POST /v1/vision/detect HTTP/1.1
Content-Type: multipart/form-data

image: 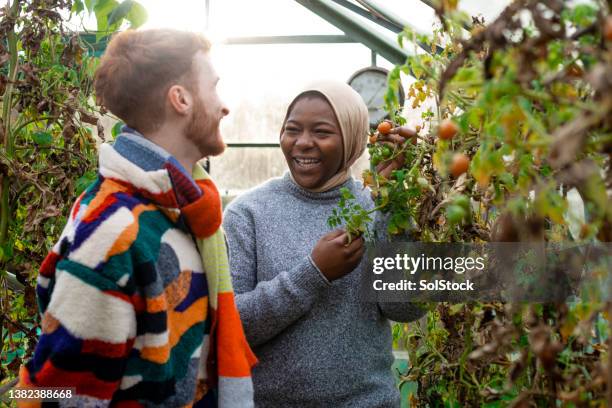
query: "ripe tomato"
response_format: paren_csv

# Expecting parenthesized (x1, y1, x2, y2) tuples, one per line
(605, 16, 612, 42)
(377, 121, 393, 134)
(439, 120, 458, 140)
(450, 153, 470, 178)
(368, 134, 377, 144)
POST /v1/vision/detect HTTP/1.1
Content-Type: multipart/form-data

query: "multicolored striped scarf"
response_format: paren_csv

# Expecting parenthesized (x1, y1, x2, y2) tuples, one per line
(130, 130, 259, 406)
(190, 164, 258, 407)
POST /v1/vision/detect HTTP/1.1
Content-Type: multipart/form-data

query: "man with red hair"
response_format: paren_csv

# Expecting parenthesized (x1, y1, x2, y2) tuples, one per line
(19, 29, 256, 407)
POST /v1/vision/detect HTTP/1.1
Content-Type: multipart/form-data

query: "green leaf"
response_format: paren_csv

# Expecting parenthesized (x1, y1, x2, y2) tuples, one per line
(93, 0, 112, 13)
(454, 66, 479, 83)
(1, 241, 14, 260)
(72, 0, 85, 14)
(408, 57, 423, 80)
(498, 172, 515, 189)
(340, 187, 354, 200)
(95, 0, 120, 40)
(85, 0, 98, 14)
(4, 350, 17, 365)
(75, 171, 98, 195)
(568, 4, 597, 27)
(126, 1, 148, 28)
(108, 0, 134, 26)
(32, 131, 53, 146)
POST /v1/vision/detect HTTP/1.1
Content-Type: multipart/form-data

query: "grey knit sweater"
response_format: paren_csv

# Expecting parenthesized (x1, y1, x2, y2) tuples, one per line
(223, 173, 425, 408)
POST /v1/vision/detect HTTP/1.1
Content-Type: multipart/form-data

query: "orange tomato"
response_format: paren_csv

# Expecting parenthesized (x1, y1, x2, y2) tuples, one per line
(605, 16, 612, 42)
(377, 121, 393, 134)
(450, 153, 469, 178)
(439, 120, 458, 140)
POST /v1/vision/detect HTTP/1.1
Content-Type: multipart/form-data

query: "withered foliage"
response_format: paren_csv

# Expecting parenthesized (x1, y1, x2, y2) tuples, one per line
(386, 1, 611, 406)
(1, 0, 100, 382)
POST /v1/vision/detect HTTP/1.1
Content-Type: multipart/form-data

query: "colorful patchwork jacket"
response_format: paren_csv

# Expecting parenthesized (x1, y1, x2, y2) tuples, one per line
(19, 131, 255, 407)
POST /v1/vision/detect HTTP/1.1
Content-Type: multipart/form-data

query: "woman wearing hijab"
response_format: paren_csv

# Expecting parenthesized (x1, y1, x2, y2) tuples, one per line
(223, 80, 425, 407)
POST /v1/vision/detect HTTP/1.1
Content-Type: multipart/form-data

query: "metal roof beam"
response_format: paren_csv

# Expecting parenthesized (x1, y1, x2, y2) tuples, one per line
(354, 0, 443, 54)
(330, 0, 402, 33)
(294, 0, 411, 65)
(223, 35, 355, 45)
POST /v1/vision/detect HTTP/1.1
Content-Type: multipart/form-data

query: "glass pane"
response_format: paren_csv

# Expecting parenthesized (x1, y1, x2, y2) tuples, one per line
(215, 42, 394, 144)
(208, 0, 342, 37)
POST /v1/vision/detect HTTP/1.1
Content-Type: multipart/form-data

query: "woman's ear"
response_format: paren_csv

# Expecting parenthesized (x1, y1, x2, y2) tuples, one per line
(167, 85, 193, 116)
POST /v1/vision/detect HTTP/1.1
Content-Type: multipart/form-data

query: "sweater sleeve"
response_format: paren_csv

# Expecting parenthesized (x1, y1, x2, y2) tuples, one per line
(224, 206, 330, 347)
(19, 257, 136, 407)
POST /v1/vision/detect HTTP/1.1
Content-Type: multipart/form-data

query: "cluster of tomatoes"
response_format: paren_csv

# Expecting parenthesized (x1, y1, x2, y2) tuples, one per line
(438, 120, 470, 179)
(366, 121, 398, 166)
(367, 119, 470, 179)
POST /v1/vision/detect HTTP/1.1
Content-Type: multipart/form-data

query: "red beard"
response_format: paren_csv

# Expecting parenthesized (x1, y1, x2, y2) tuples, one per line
(185, 95, 225, 158)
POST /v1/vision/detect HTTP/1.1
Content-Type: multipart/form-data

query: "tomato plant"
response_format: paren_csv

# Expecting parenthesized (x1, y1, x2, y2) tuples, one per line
(0, 0, 146, 391)
(332, 0, 611, 405)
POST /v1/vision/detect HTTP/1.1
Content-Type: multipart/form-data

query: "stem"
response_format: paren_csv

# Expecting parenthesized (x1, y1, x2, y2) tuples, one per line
(365, 203, 389, 216)
(2, 0, 20, 155)
(0, 179, 8, 248)
(608, 301, 612, 407)
(11, 116, 61, 138)
(14, 145, 88, 162)
(0, 0, 20, 248)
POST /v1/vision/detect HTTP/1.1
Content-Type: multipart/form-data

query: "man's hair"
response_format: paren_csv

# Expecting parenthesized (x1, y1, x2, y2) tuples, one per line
(94, 29, 211, 133)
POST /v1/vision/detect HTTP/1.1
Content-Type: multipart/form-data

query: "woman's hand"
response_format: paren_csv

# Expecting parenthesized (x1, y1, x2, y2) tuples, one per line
(375, 126, 417, 179)
(311, 229, 365, 281)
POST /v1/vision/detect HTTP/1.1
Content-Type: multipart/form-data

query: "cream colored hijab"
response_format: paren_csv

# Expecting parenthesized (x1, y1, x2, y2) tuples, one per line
(281, 80, 369, 193)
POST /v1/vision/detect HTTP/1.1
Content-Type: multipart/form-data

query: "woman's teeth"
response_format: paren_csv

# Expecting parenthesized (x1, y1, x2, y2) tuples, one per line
(294, 157, 321, 168)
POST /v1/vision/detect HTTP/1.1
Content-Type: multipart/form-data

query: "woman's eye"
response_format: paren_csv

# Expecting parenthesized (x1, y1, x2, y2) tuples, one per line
(284, 127, 300, 133)
(315, 129, 332, 134)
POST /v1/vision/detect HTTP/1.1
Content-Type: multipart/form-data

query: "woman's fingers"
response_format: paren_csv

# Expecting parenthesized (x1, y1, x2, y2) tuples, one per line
(347, 241, 366, 264)
(345, 234, 364, 253)
(377, 161, 400, 179)
(390, 126, 417, 138)
(377, 133, 406, 144)
(376, 153, 406, 178)
(329, 232, 350, 247)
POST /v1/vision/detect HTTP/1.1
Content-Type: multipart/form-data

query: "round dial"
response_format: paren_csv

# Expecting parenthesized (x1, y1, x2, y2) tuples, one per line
(348, 67, 405, 129)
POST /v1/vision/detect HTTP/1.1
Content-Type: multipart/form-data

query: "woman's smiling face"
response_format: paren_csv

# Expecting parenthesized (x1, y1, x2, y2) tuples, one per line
(280, 94, 344, 190)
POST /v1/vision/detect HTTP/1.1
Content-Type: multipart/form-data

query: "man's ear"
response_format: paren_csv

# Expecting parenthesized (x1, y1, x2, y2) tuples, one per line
(167, 85, 192, 116)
